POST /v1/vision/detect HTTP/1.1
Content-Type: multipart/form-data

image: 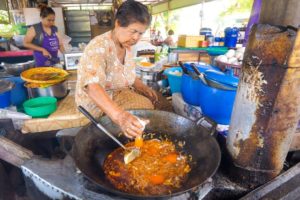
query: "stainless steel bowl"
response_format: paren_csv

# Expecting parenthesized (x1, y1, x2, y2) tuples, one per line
(1, 60, 35, 76)
(25, 81, 68, 99)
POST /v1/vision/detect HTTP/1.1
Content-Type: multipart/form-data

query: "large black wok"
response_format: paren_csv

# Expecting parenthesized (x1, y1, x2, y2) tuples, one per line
(72, 110, 221, 199)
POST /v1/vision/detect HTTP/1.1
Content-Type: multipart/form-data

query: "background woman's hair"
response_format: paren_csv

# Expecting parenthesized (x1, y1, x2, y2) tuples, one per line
(115, 0, 151, 27)
(168, 30, 174, 35)
(40, 6, 55, 18)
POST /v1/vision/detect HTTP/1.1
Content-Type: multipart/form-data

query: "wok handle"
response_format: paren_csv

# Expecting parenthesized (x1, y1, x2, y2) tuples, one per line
(0, 136, 33, 168)
(196, 116, 217, 137)
(78, 106, 127, 149)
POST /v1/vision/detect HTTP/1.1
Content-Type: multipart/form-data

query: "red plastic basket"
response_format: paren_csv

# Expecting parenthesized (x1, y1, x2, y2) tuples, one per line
(215, 60, 241, 77)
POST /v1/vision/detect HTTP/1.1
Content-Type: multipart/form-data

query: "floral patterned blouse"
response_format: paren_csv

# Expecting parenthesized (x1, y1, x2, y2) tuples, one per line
(75, 31, 136, 116)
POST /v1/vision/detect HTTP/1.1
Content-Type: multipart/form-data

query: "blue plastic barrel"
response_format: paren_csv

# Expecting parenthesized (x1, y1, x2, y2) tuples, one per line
(224, 27, 239, 48)
(200, 27, 213, 40)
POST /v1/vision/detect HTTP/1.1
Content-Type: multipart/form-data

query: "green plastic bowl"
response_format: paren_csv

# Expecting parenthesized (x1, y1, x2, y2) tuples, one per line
(23, 97, 57, 118)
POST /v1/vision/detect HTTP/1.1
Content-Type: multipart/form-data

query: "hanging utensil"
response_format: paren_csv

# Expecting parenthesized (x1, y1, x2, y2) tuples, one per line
(178, 61, 189, 74)
(190, 63, 208, 85)
(78, 106, 141, 164)
(178, 61, 199, 79)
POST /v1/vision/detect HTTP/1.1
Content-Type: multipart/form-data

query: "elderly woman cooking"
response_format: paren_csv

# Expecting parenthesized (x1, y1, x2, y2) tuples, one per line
(75, 0, 171, 138)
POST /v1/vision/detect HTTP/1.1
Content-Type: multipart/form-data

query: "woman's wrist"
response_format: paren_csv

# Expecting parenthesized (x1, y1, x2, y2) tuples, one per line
(39, 47, 46, 52)
(109, 107, 124, 123)
(134, 84, 145, 93)
(133, 78, 146, 92)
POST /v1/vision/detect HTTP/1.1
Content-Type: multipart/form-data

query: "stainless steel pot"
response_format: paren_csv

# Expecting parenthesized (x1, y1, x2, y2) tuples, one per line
(1, 60, 35, 76)
(25, 81, 68, 99)
(136, 67, 163, 88)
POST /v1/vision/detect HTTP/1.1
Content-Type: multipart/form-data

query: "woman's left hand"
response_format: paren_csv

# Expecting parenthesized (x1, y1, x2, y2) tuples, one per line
(133, 78, 158, 104)
(139, 86, 158, 103)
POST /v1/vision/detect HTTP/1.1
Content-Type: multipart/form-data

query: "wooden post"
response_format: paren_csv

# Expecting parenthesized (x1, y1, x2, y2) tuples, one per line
(226, 0, 300, 189)
(260, 0, 300, 27)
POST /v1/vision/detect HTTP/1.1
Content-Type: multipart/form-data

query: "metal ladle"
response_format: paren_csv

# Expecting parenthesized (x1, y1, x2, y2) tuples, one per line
(78, 106, 141, 164)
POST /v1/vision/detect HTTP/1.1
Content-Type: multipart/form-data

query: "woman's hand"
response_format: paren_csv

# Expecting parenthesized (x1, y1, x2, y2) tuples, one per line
(114, 111, 144, 138)
(139, 86, 158, 103)
(133, 78, 158, 104)
(42, 48, 51, 58)
(86, 83, 147, 139)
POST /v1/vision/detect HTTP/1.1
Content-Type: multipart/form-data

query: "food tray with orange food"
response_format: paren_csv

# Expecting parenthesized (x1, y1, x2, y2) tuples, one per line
(21, 67, 69, 84)
(136, 61, 156, 72)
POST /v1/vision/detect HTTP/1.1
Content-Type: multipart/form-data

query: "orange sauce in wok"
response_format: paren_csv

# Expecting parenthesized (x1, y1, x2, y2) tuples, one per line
(103, 139, 191, 195)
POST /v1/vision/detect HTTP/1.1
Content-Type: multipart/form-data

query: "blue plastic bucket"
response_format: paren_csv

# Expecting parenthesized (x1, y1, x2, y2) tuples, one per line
(163, 67, 182, 94)
(198, 86, 236, 124)
(5, 77, 28, 106)
(198, 69, 238, 124)
(181, 62, 213, 106)
(0, 90, 11, 108)
(181, 74, 202, 106)
(0, 80, 14, 108)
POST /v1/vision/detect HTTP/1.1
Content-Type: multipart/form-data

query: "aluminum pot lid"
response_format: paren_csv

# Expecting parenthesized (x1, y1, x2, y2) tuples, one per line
(204, 69, 239, 88)
(0, 80, 14, 93)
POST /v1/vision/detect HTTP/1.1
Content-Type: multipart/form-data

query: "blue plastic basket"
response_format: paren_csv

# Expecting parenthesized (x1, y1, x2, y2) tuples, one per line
(163, 67, 182, 94)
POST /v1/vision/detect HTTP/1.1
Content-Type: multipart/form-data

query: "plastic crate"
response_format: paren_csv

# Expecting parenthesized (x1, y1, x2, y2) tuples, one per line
(177, 35, 205, 48)
(215, 60, 241, 77)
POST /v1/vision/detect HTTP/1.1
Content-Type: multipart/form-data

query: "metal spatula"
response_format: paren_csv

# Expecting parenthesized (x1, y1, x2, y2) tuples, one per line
(78, 106, 141, 164)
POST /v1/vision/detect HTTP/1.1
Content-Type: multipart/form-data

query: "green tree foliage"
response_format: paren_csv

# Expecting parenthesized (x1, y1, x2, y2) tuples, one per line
(152, 10, 180, 35)
(0, 10, 9, 24)
(220, 0, 254, 17)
